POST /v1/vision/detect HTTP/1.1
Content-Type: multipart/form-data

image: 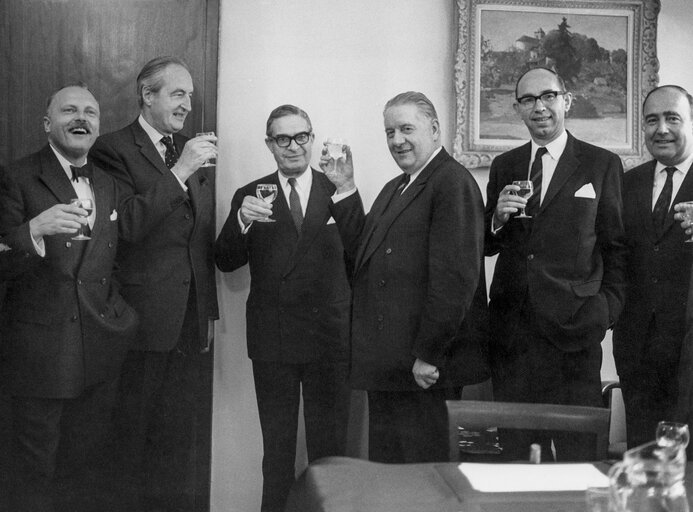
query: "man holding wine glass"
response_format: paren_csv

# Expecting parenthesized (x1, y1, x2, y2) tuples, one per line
(0, 83, 137, 512)
(485, 67, 627, 461)
(215, 104, 364, 512)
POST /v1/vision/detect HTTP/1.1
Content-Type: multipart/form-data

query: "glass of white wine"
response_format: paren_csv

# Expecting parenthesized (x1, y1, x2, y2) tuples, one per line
(512, 180, 533, 218)
(680, 202, 693, 243)
(70, 198, 93, 240)
(656, 421, 690, 449)
(324, 137, 346, 171)
(196, 131, 216, 167)
(255, 184, 278, 222)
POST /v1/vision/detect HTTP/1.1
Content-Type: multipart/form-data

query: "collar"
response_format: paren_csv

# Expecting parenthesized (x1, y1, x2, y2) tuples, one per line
(278, 166, 312, 189)
(408, 146, 442, 182)
(654, 153, 693, 176)
(138, 114, 172, 147)
(531, 130, 568, 161)
(49, 144, 87, 180)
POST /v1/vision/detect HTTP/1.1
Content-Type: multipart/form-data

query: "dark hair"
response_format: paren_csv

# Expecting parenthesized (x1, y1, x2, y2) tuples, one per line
(45, 81, 91, 112)
(514, 67, 567, 98)
(136, 56, 190, 108)
(643, 85, 693, 115)
(383, 91, 438, 121)
(265, 104, 312, 137)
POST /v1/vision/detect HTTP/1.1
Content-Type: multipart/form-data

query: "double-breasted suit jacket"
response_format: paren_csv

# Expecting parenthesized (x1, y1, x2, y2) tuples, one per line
(334, 148, 489, 391)
(614, 160, 693, 377)
(90, 120, 218, 351)
(215, 169, 363, 363)
(0, 145, 138, 398)
(485, 132, 628, 354)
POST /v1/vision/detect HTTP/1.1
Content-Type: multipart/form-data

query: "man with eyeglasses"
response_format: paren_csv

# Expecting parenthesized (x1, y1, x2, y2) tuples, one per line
(215, 104, 363, 512)
(485, 67, 627, 461)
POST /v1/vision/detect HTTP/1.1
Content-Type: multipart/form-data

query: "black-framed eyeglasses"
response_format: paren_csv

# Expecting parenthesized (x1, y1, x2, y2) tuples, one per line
(516, 91, 566, 109)
(267, 131, 312, 148)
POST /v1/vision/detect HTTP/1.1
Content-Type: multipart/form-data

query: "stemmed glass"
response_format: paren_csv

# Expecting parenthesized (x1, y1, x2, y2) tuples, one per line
(196, 131, 216, 167)
(512, 180, 533, 218)
(255, 184, 278, 222)
(679, 202, 693, 243)
(656, 421, 690, 449)
(70, 198, 93, 240)
(325, 137, 346, 171)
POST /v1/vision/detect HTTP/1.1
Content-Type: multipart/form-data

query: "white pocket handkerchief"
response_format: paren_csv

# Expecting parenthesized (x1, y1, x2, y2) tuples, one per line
(326, 216, 336, 225)
(575, 183, 596, 199)
(110, 209, 118, 221)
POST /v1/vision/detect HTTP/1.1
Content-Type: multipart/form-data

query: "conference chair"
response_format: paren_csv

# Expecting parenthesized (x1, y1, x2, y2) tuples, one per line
(446, 400, 611, 462)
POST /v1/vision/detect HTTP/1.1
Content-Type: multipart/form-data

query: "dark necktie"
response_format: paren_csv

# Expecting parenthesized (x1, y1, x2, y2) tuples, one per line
(526, 147, 547, 215)
(652, 166, 677, 235)
(397, 173, 410, 194)
(288, 178, 303, 233)
(70, 163, 93, 182)
(161, 136, 179, 169)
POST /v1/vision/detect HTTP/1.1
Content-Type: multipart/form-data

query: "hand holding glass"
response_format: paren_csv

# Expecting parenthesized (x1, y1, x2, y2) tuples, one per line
(656, 421, 690, 449)
(325, 138, 346, 170)
(679, 202, 693, 243)
(512, 180, 533, 218)
(196, 131, 216, 167)
(70, 198, 93, 240)
(255, 184, 277, 222)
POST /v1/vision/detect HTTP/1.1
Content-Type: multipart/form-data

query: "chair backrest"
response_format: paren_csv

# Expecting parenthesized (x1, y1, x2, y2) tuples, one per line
(446, 400, 611, 462)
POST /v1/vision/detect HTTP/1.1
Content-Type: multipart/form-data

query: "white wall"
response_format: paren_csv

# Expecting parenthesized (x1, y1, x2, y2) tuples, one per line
(212, 1, 693, 510)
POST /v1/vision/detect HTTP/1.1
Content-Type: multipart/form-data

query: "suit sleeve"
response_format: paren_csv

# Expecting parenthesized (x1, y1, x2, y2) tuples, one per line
(90, 137, 190, 243)
(329, 190, 366, 270)
(412, 169, 486, 368)
(214, 187, 250, 272)
(484, 157, 506, 256)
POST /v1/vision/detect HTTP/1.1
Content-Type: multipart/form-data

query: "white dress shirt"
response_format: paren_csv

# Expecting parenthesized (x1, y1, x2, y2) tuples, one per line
(652, 153, 693, 210)
(528, 130, 568, 205)
(138, 115, 188, 191)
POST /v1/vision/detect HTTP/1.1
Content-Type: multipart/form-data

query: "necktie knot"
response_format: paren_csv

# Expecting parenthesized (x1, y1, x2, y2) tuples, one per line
(70, 163, 93, 182)
(664, 166, 677, 177)
(161, 136, 179, 169)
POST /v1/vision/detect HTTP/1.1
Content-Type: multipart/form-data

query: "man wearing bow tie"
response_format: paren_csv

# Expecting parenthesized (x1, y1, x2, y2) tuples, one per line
(615, 85, 693, 448)
(0, 84, 137, 512)
(485, 68, 627, 460)
(90, 56, 218, 510)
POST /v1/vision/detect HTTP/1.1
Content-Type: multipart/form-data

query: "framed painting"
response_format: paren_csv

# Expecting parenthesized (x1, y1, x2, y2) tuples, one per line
(453, 0, 660, 169)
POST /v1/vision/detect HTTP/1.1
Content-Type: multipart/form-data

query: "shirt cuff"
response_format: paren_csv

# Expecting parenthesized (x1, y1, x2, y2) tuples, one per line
(237, 209, 252, 234)
(332, 187, 357, 203)
(31, 234, 46, 258)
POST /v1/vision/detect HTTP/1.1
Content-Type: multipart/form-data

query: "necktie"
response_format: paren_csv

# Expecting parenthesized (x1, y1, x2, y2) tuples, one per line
(652, 166, 677, 235)
(526, 147, 547, 215)
(397, 173, 411, 195)
(161, 136, 179, 169)
(288, 178, 303, 233)
(70, 163, 93, 182)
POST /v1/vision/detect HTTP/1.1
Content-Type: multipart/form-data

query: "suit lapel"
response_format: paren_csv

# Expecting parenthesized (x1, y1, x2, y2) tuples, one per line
(131, 121, 169, 176)
(633, 161, 658, 241)
(38, 146, 79, 205)
(540, 134, 580, 212)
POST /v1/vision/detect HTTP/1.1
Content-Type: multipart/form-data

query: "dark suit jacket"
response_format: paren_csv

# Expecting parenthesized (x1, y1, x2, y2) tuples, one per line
(485, 132, 627, 352)
(90, 120, 218, 351)
(0, 145, 137, 398)
(614, 160, 693, 376)
(334, 148, 489, 391)
(215, 169, 363, 363)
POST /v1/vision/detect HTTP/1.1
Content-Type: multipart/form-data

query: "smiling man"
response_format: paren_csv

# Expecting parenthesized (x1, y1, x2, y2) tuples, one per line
(614, 85, 693, 448)
(485, 67, 627, 461)
(90, 56, 219, 511)
(0, 83, 137, 512)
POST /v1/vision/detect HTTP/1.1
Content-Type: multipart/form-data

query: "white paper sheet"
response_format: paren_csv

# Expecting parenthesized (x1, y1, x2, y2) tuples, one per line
(458, 463, 610, 492)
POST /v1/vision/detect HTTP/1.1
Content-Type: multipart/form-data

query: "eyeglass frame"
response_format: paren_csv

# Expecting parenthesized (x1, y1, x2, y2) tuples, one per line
(515, 90, 567, 109)
(266, 131, 313, 148)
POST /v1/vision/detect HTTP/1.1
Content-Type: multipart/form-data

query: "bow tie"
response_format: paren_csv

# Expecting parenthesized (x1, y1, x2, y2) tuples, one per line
(70, 163, 93, 182)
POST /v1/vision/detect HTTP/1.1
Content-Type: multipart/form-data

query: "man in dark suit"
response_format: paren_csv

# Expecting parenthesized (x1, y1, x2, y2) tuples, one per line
(326, 91, 489, 464)
(90, 56, 218, 511)
(614, 85, 693, 448)
(0, 84, 137, 512)
(215, 105, 362, 512)
(485, 68, 627, 461)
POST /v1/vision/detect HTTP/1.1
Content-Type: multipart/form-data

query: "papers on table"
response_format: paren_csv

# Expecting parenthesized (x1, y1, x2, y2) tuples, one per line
(458, 463, 610, 492)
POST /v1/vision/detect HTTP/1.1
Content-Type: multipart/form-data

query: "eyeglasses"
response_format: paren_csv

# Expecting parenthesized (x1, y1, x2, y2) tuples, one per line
(516, 91, 566, 109)
(267, 131, 312, 148)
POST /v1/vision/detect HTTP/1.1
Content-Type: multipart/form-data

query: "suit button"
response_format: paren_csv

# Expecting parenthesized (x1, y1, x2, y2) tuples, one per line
(183, 278, 190, 285)
(70, 315, 78, 322)
(108, 242, 114, 248)
(312, 307, 319, 313)
(527, 254, 534, 260)
(77, 279, 83, 285)
(653, 245, 660, 252)
(652, 277, 658, 283)
(385, 248, 392, 254)
(65, 242, 72, 248)
(100, 312, 105, 318)
(377, 314, 384, 321)
(100, 278, 107, 285)
(378, 280, 385, 287)
(185, 213, 192, 220)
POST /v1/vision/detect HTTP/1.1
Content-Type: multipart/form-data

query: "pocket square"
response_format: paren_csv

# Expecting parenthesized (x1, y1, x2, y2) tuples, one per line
(326, 216, 336, 225)
(575, 183, 596, 199)
(110, 209, 118, 221)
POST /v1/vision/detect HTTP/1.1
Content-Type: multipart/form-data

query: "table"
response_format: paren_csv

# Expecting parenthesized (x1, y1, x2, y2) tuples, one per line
(285, 457, 693, 512)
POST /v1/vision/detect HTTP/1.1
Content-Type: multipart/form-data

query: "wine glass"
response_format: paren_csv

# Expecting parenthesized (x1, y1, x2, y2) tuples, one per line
(255, 184, 278, 222)
(70, 198, 93, 240)
(679, 202, 693, 243)
(325, 137, 346, 170)
(656, 421, 690, 449)
(196, 131, 216, 167)
(512, 180, 533, 218)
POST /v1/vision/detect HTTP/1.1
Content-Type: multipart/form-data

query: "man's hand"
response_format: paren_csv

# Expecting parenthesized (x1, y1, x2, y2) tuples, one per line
(29, 203, 86, 240)
(239, 195, 273, 226)
(674, 202, 693, 237)
(320, 144, 356, 194)
(171, 133, 218, 182)
(412, 358, 439, 390)
(493, 184, 527, 229)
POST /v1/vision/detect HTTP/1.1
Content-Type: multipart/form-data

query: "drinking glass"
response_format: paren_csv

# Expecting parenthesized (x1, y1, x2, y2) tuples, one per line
(325, 137, 346, 170)
(656, 421, 690, 449)
(196, 131, 216, 167)
(70, 198, 93, 240)
(679, 202, 693, 243)
(255, 184, 278, 222)
(512, 180, 533, 218)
